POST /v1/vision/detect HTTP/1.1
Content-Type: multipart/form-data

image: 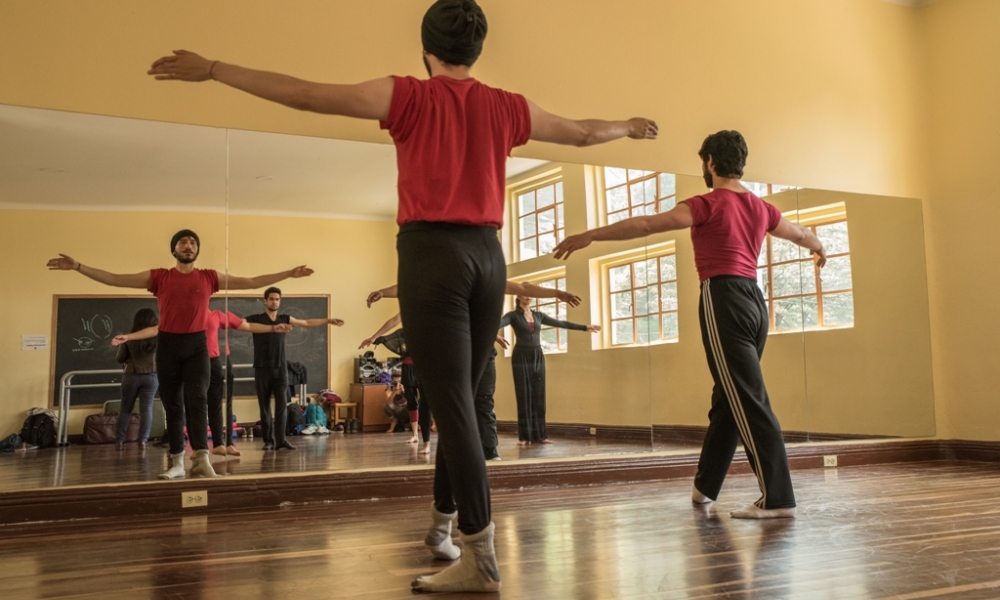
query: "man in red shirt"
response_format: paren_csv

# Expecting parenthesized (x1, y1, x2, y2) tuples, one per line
(149, 0, 656, 592)
(48, 230, 313, 479)
(555, 131, 828, 520)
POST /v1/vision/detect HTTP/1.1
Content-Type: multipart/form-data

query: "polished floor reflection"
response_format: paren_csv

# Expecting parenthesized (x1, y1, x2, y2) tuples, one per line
(0, 432, 687, 492)
(2, 462, 998, 598)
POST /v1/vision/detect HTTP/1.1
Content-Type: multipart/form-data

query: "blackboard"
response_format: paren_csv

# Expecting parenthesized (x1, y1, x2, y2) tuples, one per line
(50, 295, 330, 407)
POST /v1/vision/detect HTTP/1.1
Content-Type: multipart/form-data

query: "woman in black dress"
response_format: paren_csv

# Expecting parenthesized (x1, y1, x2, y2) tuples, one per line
(499, 292, 599, 445)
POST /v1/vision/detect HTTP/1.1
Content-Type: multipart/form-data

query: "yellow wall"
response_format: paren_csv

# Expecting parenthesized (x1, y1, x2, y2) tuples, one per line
(0, 208, 397, 437)
(918, 0, 1000, 441)
(2, 0, 998, 441)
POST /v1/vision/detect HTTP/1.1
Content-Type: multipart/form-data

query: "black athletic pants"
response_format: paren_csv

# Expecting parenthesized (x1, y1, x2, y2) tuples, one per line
(511, 345, 547, 442)
(208, 356, 235, 447)
(156, 331, 210, 454)
(694, 276, 796, 509)
(402, 363, 431, 442)
(475, 351, 499, 459)
(255, 367, 288, 445)
(397, 222, 506, 535)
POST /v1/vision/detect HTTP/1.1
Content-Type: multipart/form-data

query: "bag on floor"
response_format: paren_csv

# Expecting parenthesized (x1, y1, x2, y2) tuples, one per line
(20, 413, 56, 448)
(286, 404, 305, 436)
(84, 413, 139, 444)
(0, 434, 22, 452)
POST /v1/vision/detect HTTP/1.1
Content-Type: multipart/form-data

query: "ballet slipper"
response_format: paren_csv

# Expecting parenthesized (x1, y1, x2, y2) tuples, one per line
(692, 486, 714, 504)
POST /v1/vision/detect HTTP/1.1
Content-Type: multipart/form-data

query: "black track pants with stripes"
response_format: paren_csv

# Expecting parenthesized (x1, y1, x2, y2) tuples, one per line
(694, 276, 796, 509)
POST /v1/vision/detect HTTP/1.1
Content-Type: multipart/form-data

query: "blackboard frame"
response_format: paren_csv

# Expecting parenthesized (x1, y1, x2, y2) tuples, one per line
(49, 294, 332, 408)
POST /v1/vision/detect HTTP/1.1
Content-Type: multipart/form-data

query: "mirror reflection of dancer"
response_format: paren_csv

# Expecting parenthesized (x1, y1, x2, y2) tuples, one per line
(247, 287, 344, 451)
(555, 131, 827, 520)
(362, 324, 432, 455)
(113, 309, 293, 457)
(48, 229, 314, 479)
(111, 308, 160, 450)
(148, 0, 655, 589)
(365, 281, 583, 459)
(499, 293, 600, 446)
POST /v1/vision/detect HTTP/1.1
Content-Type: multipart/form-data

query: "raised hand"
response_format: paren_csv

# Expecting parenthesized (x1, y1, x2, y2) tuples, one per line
(495, 336, 510, 350)
(812, 247, 827, 269)
(627, 118, 658, 140)
(329, 318, 345, 327)
(111, 334, 129, 346)
(586, 325, 601, 334)
(47, 254, 79, 271)
(291, 266, 314, 278)
(148, 50, 215, 81)
(366, 290, 383, 307)
(359, 337, 375, 350)
(557, 290, 582, 307)
(553, 233, 593, 260)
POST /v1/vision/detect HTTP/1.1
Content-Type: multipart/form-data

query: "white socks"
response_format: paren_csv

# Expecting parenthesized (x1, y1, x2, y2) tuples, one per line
(730, 504, 796, 519)
(692, 486, 714, 504)
(413, 522, 501, 593)
(425, 503, 461, 560)
(159, 452, 186, 480)
(190, 449, 218, 478)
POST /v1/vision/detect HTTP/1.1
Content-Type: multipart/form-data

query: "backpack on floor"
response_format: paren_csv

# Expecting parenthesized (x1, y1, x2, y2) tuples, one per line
(20, 413, 56, 448)
(286, 404, 305, 436)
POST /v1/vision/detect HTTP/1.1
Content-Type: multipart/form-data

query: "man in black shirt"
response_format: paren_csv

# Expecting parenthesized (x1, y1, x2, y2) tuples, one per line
(246, 286, 345, 450)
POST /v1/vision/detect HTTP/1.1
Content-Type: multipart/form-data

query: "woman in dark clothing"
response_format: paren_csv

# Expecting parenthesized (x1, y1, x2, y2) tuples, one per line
(499, 293, 600, 445)
(114, 308, 159, 450)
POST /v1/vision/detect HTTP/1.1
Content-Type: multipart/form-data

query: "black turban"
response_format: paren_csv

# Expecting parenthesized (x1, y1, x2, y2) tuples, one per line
(421, 0, 488, 66)
(170, 229, 200, 253)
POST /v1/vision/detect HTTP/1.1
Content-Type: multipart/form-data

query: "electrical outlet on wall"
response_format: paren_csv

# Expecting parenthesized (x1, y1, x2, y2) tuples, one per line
(182, 490, 208, 508)
(589, 427, 597, 435)
(823, 455, 838, 468)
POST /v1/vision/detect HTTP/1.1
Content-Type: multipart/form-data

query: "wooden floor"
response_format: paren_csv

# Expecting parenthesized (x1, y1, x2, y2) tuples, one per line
(0, 432, 693, 492)
(3, 461, 1000, 599)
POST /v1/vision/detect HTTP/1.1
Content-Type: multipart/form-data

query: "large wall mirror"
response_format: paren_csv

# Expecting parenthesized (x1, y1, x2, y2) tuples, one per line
(0, 102, 935, 496)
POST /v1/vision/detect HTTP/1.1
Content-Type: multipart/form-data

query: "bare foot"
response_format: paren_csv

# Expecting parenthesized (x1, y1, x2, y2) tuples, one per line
(420, 443, 432, 455)
(211, 446, 228, 457)
(517, 441, 528, 447)
(226, 445, 241, 457)
(730, 505, 796, 519)
(407, 436, 419, 444)
(386, 427, 394, 434)
(540, 439, 554, 444)
(691, 486, 714, 504)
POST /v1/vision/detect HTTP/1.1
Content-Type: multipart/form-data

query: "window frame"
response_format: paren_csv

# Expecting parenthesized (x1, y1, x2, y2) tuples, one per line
(511, 175, 566, 262)
(594, 242, 679, 349)
(600, 167, 677, 226)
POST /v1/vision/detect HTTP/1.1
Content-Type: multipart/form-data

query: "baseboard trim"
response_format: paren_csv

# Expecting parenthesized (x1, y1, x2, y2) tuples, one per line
(0, 438, 994, 526)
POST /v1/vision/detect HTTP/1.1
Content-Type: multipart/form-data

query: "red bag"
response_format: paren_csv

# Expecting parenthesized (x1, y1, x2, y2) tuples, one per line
(84, 413, 140, 444)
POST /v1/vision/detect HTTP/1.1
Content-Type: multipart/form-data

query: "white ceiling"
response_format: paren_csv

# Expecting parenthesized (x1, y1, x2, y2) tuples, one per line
(0, 105, 549, 221)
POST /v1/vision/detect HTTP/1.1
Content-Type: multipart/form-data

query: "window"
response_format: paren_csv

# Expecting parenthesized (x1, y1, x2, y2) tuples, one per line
(757, 204, 853, 332)
(516, 180, 564, 260)
(603, 167, 676, 224)
(607, 252, 679, 346)
(528, 277, 570, 353)
(743, 181, 798, 197)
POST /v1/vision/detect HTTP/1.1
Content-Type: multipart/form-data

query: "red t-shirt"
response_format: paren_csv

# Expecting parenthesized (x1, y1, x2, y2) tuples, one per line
(683, 189, 782, 282)
(147, 268, 219, 334)
(205, 310, 244, 358)
(380, 75, 532, 228)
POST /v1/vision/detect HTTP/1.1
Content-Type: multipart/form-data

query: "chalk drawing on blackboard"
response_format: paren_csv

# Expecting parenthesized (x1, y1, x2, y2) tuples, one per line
(82, 315, 113, 339)
(73, 336, 95, 350)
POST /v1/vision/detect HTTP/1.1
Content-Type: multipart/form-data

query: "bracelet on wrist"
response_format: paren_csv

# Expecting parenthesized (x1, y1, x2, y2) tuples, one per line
(75, 263, 82, 271)
(209, 61, 219, 79)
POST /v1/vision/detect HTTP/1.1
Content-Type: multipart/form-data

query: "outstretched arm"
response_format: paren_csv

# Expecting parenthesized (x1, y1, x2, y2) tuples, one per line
(770, 218, 827, 268)
(553, 204, 694, 260)
(538, 313, 601, 333)
(527, 100, 657, 147)
(359, 313, 402, 349)
(366, 284, 399, 307)
(47, 254, 151, 289)
(289, 317, 345, 329)
(505, 281, 582, 307)
(237, 322, 293, 334)
(223, 266, 313, 290)
(148, 50, 393, 120)
(112, 326, 158, 346)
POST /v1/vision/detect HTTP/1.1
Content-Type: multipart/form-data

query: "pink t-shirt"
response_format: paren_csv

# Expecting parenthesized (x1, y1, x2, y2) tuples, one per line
(683, 189, 782, 282)
(205, 310, 244, 358)
(147, 268, 219, 334)
(380, 76, 532, 228)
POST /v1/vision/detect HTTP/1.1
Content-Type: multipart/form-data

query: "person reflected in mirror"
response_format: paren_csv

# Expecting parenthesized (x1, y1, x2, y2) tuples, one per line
(364, 282, 582, 458)
(383, 371, 410, 434)
(499, 289, 600, 447)
(112, 308, 160, 451)
(554, 131, 827, 520)
(113, 310, 293, 458)
(48, 229, 314, 479)
(247, 287, 344, 451)
(149, 0, 655, 589)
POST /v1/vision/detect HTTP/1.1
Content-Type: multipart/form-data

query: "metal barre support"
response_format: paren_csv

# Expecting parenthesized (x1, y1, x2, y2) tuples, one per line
(57, 369, 124, 446)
